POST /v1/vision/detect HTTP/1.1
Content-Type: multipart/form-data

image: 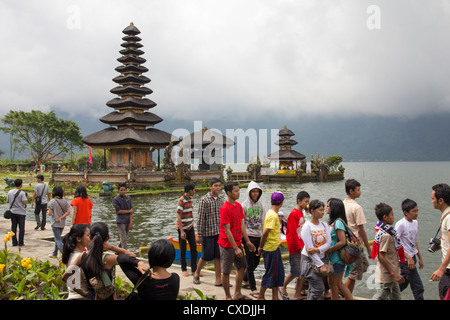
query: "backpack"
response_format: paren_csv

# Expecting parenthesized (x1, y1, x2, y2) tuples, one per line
(335, 218, 363, 265)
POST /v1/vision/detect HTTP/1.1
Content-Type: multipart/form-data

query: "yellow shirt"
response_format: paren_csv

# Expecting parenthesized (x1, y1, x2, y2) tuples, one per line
(263, 209, 281, 252)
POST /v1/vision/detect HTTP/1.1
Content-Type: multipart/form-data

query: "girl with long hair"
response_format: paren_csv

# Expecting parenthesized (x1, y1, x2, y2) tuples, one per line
(326, 198, 354, 300)
(70, 185, 93, 225)
(62, 224, 90, 299)
(64, 222, 136, 300)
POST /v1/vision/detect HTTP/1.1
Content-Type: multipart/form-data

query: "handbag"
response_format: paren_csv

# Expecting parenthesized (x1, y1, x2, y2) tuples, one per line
(335, 218, 363, 265)
(310, 257, 334, 277)
(88, 254, 116, 300)
(4, 190, 21, 219)
(124, 268, 151, 300)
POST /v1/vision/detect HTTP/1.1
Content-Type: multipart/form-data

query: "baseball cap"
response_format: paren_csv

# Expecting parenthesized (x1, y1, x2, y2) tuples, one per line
(271, 191, 284, 204)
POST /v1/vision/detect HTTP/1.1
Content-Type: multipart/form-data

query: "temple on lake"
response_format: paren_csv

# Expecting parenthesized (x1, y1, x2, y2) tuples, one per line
(82, 23, 177, 171)
(268, 126, 306, 173)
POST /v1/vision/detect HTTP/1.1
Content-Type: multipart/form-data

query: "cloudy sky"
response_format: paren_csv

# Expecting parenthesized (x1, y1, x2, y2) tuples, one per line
(1, 0, 450, 128)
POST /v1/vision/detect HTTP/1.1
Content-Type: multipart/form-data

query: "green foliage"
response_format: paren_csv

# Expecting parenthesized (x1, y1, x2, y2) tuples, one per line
(179, 288, 216, 300)
(326, 155, 343, 172)
(0, 249, 67, 300)
(0, 110, 83, 167)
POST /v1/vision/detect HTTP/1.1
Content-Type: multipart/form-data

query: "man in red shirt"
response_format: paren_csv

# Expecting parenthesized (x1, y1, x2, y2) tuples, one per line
(218, 181, 256, 300)
(280, 191, 310, 300)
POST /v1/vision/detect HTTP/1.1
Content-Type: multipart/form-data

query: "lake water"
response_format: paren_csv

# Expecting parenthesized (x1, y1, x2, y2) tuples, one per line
(4, 161, 450, 299)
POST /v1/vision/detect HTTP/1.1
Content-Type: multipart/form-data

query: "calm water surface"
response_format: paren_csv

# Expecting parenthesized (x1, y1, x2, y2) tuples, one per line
(5, 161, 450, 299)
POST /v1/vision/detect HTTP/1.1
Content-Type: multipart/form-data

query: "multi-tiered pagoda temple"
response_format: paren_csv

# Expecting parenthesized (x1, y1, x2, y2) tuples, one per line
(269, 126, 305, 173)
(82, 23, 177, 171)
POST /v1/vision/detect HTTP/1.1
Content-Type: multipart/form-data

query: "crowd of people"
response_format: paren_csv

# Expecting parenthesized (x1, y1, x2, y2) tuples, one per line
(175, 178, 450, 301)
(5, 175, 450, 300)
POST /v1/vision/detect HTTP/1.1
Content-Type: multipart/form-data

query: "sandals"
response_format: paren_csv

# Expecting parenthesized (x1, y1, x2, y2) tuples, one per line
(193, 276, 201, 285)
(279, 288, 290, 300)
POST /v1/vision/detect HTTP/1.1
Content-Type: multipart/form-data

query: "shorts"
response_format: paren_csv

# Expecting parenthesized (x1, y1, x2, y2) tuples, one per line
(201, 235, 220, 261)
(219, 245, 247, 274)
(332, 262, 346, 275)
(261, 248, 285, 288)
(288, 253, 302, 278)
(348, 252, 369, 281)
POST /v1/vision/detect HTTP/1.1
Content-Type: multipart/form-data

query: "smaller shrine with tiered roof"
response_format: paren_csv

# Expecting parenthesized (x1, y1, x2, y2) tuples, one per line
(268, 126, 306, 173)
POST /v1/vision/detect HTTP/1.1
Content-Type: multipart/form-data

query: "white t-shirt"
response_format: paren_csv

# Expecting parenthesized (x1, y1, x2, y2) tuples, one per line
(441, 207, 450, 269)
(34, 183, 50, 204)
(301, 220, 331, 267)
(7, 189, 28, 215)
(67, 251, 88, 300)
(395, 217, 418, 257)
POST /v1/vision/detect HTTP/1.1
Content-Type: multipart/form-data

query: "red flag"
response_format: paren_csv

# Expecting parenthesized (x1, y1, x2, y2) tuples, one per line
(87, 145, 92, 164)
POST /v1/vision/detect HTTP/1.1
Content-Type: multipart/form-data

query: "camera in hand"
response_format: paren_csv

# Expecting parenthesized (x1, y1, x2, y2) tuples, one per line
(428, 237, 441, 253)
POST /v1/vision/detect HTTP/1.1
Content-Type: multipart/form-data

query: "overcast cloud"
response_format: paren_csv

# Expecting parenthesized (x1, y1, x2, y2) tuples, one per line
(1, 0, 450, 124)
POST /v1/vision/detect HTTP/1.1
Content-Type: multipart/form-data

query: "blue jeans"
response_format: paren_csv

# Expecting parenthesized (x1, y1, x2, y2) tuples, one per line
(399, 255, 424, 300)
(52, 226, 64, 256)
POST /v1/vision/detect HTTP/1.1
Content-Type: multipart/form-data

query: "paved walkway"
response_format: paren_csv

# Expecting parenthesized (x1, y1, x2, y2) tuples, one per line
(0, 218, 298, 300)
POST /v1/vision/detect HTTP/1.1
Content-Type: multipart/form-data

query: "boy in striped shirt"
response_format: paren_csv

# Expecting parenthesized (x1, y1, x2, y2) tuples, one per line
(177, 182, 197, 277)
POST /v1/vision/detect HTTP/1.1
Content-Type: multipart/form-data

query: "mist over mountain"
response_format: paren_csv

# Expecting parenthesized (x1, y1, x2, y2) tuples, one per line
(1, 110, 449, 163)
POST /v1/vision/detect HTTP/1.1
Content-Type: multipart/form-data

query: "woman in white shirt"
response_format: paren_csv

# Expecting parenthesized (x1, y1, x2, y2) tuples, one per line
(300, 199, 331, 300)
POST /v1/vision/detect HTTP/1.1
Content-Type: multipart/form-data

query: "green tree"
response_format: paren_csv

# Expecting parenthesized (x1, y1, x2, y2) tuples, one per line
(0, 110, 83, 167)
(326, 155, 343, 172)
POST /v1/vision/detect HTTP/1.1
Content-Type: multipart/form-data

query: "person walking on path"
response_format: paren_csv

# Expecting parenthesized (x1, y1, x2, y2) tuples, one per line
(176, 182, 197, 277)
(325, 198, 354, 300)
(31, 174, 50, 230)
(280, 190, 309, 300)
(371, 203, 405, 300)
(7, 179, 28, 247)
(343, 179, 371, 293)
(300, 199, 332, 300)
(112, 182, 133, 250)
(47, 185, 71, 258)
(218, 181, 256, 300)
(241, 180, 266, 298)
(71, 185, 93, 225)
(193, 178, 224, 285)
(395, 198, 424, 300)
(258, 191, 286, 300)
(430, 183, 450, 299)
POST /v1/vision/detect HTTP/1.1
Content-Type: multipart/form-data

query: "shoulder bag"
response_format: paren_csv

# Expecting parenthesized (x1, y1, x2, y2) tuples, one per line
(4, 190, 21, 219)
(335, 218, 363, 265)
(124, 268, 151, 300)
(88, 254, 116, 300)
(35, 184, 46, 206)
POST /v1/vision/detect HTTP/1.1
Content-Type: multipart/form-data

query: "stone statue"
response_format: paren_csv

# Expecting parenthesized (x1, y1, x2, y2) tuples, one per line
(300, 158, 307, 173)
(162, 141, 176, 180)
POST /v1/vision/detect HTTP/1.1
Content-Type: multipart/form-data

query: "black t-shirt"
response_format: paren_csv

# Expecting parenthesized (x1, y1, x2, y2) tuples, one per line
(118, 255, 180, 300)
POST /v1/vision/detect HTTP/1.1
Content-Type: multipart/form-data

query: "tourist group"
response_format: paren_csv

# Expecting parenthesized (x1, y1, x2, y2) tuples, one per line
(5, 174, 450, 300)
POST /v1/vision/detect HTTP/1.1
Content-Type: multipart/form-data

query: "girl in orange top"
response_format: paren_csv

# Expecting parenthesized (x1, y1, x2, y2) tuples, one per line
(71, 185, 93, 225)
